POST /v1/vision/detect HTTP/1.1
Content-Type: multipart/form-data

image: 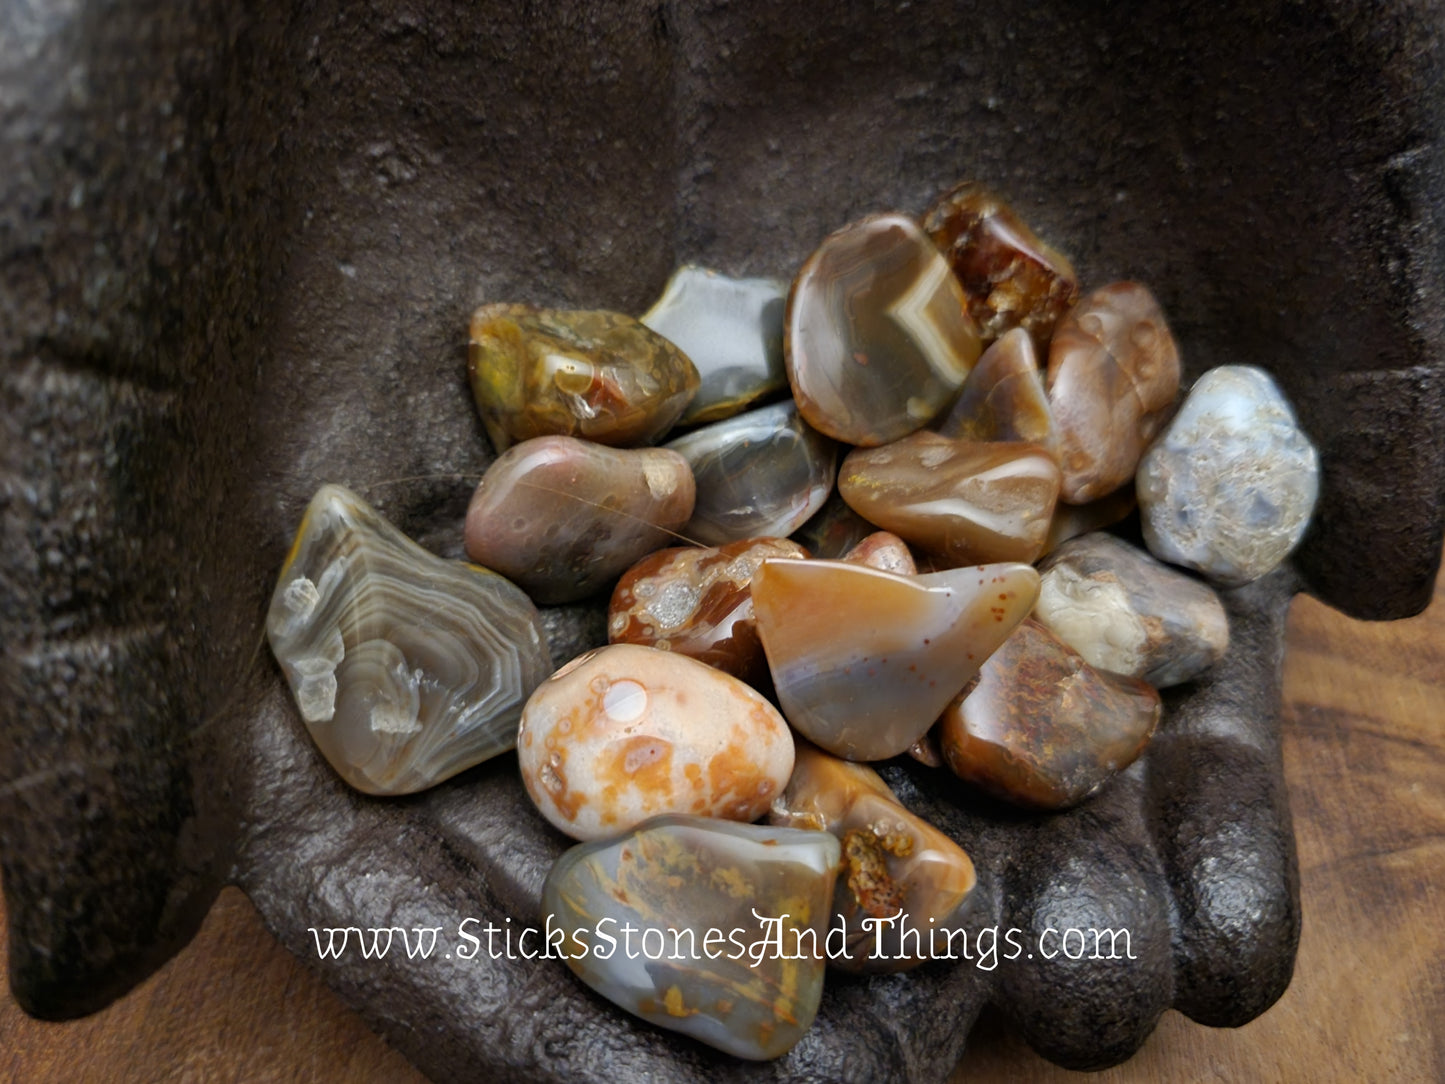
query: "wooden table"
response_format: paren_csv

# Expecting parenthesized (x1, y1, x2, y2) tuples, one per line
(4, 566, 1442, 1083)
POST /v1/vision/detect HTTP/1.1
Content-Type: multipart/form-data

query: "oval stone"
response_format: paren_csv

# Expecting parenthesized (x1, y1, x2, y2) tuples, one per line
(786, 213, 982, 446)
(463, 436, 695, 605)
(468, 303, 700, 451)
(517, 644, 795, 841)
(935, 327, 1058, 457)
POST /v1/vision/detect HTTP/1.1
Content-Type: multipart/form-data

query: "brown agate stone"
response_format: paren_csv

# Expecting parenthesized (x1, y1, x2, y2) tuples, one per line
(838, 432, 1061, 566)
(935, 328, 1058, 458)
(1046, 282, 1181, 504)
(768, 741, 977, 973)
(1041, 484, 1138, 555)
(938, 618, 1161, 810)
(921, 181, 1079, 346)
(608, 537, 808, 684)
(841, 531, 917, 575)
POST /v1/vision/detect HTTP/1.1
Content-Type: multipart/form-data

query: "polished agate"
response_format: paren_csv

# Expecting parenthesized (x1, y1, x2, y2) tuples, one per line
(769, 742, 976, 973)
(938, 619, 1161, 810)
(543, 815, 839, 1060)
(664, 401, 835, 547)
(841, 531, 917, 575)
(1037, 532, 1229, 687)
(785, 214, 982, 446)
(921, 181, 1079, 346)
(1137, 365, 1320, 586)
(608, 537, 808, 684)
(936, 328, 1058, 457)
(640, 265, 788, 426)
(517, 644, 795, 840)
(463, 436, 695, 605)
(468, 303, 700, 451)
(266, 485, 553, 795)
(1047, 282, 1181, 504)
(838, 433, 1061, 566)
(752, 559, 1039, 761)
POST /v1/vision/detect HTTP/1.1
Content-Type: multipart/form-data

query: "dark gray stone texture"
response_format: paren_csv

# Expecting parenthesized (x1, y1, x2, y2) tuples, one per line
(2, 1, 1441, 1080)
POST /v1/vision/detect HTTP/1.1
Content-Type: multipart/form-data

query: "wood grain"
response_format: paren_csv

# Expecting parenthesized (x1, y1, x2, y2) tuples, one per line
(3, 565, 1442, 1083)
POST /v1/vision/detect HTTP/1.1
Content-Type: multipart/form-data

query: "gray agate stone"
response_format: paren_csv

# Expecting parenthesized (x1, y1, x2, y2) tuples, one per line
(1138, 365, 1320, 586)
(665, 401, 836, 546)
(266, 485, 553, 795)
(542, 815, 840, 1060)
(640, 265, 789, 427)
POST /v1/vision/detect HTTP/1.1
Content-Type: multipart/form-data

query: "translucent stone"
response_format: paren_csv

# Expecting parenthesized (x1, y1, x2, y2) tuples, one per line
(840, 531, 917, 575)
(517, 644, 795, 840)
(1137, 365, 1320, 586)
(752, 559, 1039, 761)
(1047, 282, 1181, 504)
(921, 181, 1079, 347)
(266, 485, 553, 795)
(938, 619, 1161, 810)
(639, 265, 788, 426)
(786, 214, 982, 446)
(664, 401, 835, 547)
(838, 433, 1061, 566)
(1036, 532, 1229, 687)
(768, 741, 976, 973)
(608, 538, 808, 684)
(543, 815, 839, 1060)
(468, 303, 700, 452)
(935, 328, 1058, 457)
(463, 436, 695, 605)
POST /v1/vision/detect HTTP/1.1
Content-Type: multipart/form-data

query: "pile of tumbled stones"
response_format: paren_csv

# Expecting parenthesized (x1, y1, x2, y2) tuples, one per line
(265, 182, 1321, 1060)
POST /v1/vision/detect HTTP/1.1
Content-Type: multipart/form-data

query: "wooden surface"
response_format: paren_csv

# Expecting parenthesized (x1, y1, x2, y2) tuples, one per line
(3, 567, 1442, 1083)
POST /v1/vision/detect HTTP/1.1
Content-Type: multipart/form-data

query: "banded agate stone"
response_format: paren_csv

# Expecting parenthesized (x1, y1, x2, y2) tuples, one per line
(640, 265, 788, 426)
(266, 485, 552, 796)
(752, 559, 1039, 761)
(786, 214, 981, 446)
(768, 742, 977, 973)
(543, 815, 840, 1060)
(468, 303, 699, 451)
(938, 619, 1161, 810)
(838, 433, 1061, 566)
(665, 401, 835, 547)
(463, 436, 695, 605)
(936, 328, 1058, 457)
(921, 181, 1079, 347)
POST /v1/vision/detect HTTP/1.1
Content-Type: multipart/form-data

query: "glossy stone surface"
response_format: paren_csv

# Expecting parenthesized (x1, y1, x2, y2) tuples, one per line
(640, 265, 788, 426)
(1138, 365, 1321, 586)
(665, 401, 835, 547)
(266, 485, 553, 795)
(543, 815, 840, 1060)
(752, 559, 1040, 760)
(608, 538, 808, 684)
(791, 490, 879, 559)
(1037, 533, 1230, 687)
(1042, 484, 1138, 555)
(769, 742, 977, 973)
(839, 433, 1061, 566)
(936, 328, 1058, 457)
(939, 619, 1161, 810)
(464, 436, 695, 605)
(468, 303, 700, 451)
(785, 214, 982, 446)
(517, 644, 795, 840)
(1047, 283, 1181, 504)
(841, 531, 917, 575)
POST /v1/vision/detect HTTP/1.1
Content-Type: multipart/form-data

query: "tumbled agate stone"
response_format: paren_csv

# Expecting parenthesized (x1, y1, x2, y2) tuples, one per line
(640, 265, 788, 426)
(665, 401, 835, 546)
(468, 303, 700, 451)
(841, 531, 917, 575)
(752, 559, 1039, 761)
(463, 436, 695, 605)
(1137, 365, 1320, 586)
(921, 181, 1079, 347)
(786, 213, 982, 446)
(936, 328, 1058, 457)
(938, 619, 1161, 810)
(839, 432, 1061, 566)
(1037, 532, 1229, 687)
(768, 742, 976, 974)
(608, 538, 808, 684)
(1047, 282, 1181, 504)
(266, 485, 553, 795)
(517, 644, 795, 841)
(543, 816, 839, 1060)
